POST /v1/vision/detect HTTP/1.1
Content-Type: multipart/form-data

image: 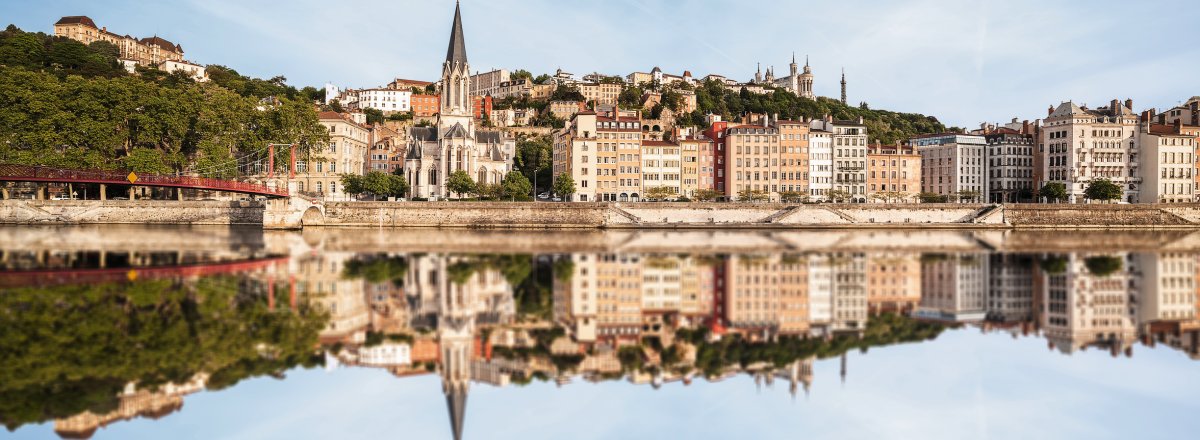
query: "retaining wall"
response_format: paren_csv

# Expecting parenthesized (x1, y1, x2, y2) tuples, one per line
(0, 200, 263, 225)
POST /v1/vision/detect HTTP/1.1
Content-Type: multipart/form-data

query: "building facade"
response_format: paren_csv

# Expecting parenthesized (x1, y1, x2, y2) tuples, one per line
(403, 3, 514, 200)
(913, 133, 988, 203)
(1041, 100, 1140, 203)
(866, 143, 920, 202)
(54, 16, 184, 66)
(984, 128, 1035, 203)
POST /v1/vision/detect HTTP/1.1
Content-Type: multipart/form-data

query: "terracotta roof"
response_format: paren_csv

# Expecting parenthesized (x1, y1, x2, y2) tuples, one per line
(318, 111, 345, 120)
(1148, 124, 1194, 136)
(55, 16, 97, 27)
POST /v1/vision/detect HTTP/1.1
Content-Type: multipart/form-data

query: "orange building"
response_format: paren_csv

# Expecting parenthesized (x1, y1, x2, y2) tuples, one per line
(473, 95, 493, 120)
(867, 143, 921, 202)
(777, 120, 811, 198)
(411, 94, 440, 117)
(867, 253, 922, 315)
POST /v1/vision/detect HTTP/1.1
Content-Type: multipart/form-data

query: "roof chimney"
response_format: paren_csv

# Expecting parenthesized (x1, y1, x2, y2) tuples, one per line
(1022, 120, 1030, 135)
(1048, 105, 1054, 116)
(1124, 98, 1133, 110)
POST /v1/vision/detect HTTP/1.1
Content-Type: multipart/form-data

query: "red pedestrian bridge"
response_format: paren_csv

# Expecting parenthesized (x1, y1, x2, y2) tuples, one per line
(0, 164, 289, 198)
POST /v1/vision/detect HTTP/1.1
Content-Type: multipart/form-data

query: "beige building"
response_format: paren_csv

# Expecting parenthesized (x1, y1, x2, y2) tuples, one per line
(641, 140, 682, 198)
(294, 111, 370, 199)
(469, 68, 510, 96)
(549, 100, 585, 120)
(867, 143, 921, 202)
(867, 253, 921, 314)
(54, 16, 185, 66)
(1042, 99, 1141, 203)
(778, 119, 811, 197)
(553, 108, 642, 202)
(579, 82, 622, 105)
(1140, 123, 1197, 203)
(725, 122, 782, 200)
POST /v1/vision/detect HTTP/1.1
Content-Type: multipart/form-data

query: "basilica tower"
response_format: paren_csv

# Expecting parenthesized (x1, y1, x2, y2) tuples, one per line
(799, 56, 814, 100)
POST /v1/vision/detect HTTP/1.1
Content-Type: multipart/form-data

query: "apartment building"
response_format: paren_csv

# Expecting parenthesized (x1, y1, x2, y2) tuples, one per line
(866, 143, 920, 202)
(295, 112, 370, 199)
(1042, 99, 1140, 203)
(357, 88, 412, 114)
(812, 117, 868, 202)
(1140, 123, 1197, 203)
(469, 69, 510, 96)
(808, 129, 833, 201)
(913, 133, 988, 202)
(725, 122, 782, 201)
(579, 82, 622, 105)
(984, 127, 1035, 203)
(777, 119, 811, 197)
(552, 109, 643, 202)
(641, 140, 682, 198)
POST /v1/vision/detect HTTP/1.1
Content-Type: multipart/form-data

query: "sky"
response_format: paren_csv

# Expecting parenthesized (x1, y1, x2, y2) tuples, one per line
(2, 0, 1198, 127)
(8, 329, 1200, 439)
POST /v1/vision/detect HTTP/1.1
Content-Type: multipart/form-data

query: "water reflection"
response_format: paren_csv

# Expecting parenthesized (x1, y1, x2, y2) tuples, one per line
(1, 227, 1199, 439)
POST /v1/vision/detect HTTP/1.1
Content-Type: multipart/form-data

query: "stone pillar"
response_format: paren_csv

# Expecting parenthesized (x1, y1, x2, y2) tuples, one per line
(129, 186, 136, 201)
(1, 184, 8, 200)
(34, 184, 42, 200)
(99, 251, 106, 269)
(99, 184, 107, 201)
(177, 188, 184, 201)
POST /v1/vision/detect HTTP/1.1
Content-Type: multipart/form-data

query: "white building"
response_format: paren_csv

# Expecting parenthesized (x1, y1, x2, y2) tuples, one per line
(917, 253, 989, 323)
(641, 140, 682, 197)
(808, 129, 833, 201)
(1042, 99, 1141, 203)
(160, 60, 208, 82)
(357, 88, 412, 114)
(984, 128, 1035, 203)
(358, 343, 412, 366)
(1138, 123, 1196, 203)
(913, 133, 988, 202)
(813, 117, 868, 202)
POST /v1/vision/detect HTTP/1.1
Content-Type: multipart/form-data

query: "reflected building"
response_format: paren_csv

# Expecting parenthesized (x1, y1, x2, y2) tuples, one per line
(291, 251, 370, 344)
(917, 253, 989, 323)
(1040, 254, 1139, 355)
(53, 374, 209, 439)
(867, 252, 922, 315)
(725, 254, 810, 338)
(987, 254, 1037, 324)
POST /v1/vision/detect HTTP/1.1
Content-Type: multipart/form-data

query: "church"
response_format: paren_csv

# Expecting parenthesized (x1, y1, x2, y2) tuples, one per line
(405, 2, 515, 200)
(755, 54, 815, 99)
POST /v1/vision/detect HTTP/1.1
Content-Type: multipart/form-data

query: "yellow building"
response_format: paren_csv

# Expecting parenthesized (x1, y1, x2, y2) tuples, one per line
(867, 143, 921, 202)
(54, 16, 184, 66)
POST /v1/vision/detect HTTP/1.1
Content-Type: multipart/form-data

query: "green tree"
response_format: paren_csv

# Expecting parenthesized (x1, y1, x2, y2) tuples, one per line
(918, 192, 948, 203)
(446, 170, 476, 199)
(340, 174, 366, 196)
(501, 171, 533, 201)
(1084, 179, 1122, 203)
(515, 135, 552, 192)
(827, 189, 853, 203)
(737, 188, 768, 202)
(363, 108, 384, 125)
(552, 172, 576, 199)
(1039, 182, 1068, 202)
(693, 189, 721, 202)
(957, 189, 981, 203)
(1084, 255, 1123, 277)
(645, 186, 676, 201)
(511, 69, 533, 81)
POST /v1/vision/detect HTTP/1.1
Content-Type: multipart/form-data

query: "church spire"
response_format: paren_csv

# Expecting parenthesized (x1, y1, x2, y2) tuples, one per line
(445, 0, 468, 65)
(446, 386, 467, 440)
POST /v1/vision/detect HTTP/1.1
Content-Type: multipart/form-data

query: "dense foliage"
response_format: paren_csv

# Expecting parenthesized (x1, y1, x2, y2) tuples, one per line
(676, 79, 946, 145)
(0, 25, 328, 176)
(0, 277, 328, 430)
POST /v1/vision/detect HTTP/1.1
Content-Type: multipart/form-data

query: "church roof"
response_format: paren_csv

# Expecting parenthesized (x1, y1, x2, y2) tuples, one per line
(410, 126, 438, 142)
(444, 122, 470, 139)
(475, 131, 502, 144)
(445, 2, 468, 65)
(446, 388, 467, 440)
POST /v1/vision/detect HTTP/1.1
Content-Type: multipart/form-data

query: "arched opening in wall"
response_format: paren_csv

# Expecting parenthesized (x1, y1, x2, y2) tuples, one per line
(300, 206, 324, 226)
(631, 193, 640, 202)
(477, 167, 487, 185)
(653, 125, 661, 132)
(619, 193, 629, 202)
(642, 125, 649, 131)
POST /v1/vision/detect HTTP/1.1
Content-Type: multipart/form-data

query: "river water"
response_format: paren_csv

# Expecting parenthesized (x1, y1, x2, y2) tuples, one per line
(2, 225, 1198, 439)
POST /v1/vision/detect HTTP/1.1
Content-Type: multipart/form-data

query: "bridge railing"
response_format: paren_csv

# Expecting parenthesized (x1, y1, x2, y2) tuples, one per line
(0, 164, 288, 197)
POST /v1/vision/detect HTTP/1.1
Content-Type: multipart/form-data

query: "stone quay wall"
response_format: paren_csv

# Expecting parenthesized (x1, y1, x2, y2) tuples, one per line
(0, 200, 263, 225)
(7, 200, 1200, 229)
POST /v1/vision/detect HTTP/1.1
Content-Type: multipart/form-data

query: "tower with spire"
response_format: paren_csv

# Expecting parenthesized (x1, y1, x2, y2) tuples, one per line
(404, 1, 515, 201)
(840, 68, 847, 105)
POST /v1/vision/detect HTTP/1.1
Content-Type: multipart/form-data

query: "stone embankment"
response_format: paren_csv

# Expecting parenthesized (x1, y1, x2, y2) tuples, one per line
(7, 199, 1200, 229)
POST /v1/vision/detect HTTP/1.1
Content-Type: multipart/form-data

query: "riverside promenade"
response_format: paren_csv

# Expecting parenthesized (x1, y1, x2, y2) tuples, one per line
(6, 200, 1200, 229)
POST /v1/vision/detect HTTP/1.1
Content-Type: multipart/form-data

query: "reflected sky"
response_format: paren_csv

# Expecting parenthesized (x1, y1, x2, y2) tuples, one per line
(2, 226, 1199, 439)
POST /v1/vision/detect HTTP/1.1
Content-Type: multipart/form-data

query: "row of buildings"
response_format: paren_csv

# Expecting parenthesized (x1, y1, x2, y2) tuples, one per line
(550, 96, 1200, 203)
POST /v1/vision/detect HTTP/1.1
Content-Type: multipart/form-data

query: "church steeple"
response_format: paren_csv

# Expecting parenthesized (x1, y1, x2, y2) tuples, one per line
(446, 1, 467, 65)
(441, 1, 471, 117)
